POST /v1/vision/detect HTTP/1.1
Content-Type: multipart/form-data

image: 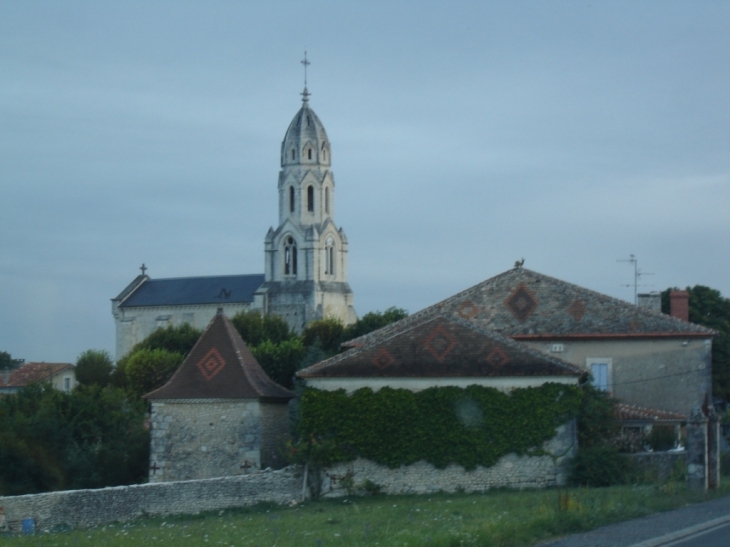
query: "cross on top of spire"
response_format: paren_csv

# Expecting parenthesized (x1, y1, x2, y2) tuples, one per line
(300, 50, 311, 103)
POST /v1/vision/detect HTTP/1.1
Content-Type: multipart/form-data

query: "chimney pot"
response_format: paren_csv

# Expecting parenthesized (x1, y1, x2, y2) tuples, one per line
(670, 290, 690, 322)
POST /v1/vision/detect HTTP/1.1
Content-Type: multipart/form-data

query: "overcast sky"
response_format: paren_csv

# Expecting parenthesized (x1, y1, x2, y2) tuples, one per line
(1, 1, 729, 364)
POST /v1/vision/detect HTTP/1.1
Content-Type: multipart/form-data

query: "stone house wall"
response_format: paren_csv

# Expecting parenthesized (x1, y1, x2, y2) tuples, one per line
(0, 468, 300, 533)
(149, 399, 288, 483)
(521, 338, 712, 414)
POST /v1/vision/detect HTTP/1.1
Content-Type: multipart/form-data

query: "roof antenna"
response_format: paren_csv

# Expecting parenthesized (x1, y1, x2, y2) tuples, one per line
(300, 49, 310, 103)
(617, 254, 653, 305)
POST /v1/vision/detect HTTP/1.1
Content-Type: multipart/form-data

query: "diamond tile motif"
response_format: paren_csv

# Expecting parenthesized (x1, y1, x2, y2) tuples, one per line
(457, 300, 479, 320)
(486, 347, 510, 368)
(196, 348, 227, 381)
(372, 348, 395, 369)
(504, 284, 538, 322)
(567, 298, 586, 321)
(424, 325, 457, 362)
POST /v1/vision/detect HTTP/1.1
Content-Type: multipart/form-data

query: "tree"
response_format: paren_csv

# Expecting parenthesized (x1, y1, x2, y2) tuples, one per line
(662, 286, 730, 401)
(231, 310, 295, 346)
(125, 348, 184, 398)
(75, 349, 114, 388)
(343, 307, 409, 341)
(0, 351, 23, 372)
(251, 339, 306, 389)
(302, 318, 345, 355)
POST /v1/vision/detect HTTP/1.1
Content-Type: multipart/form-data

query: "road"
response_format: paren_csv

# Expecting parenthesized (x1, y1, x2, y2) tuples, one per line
(539, 493, 730, 547)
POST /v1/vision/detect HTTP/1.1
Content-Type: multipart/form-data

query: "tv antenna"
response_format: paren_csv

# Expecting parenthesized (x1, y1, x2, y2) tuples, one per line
(617, 254, 653, 305)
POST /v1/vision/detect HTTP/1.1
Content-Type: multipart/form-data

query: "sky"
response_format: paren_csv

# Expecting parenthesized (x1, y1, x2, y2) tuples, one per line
(1, 1, 729, 364)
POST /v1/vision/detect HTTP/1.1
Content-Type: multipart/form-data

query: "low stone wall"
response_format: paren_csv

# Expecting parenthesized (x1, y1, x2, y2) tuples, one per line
(627, 451, 688, 481)
(0, 467, 301, 533)
(322, 422, 577, 496)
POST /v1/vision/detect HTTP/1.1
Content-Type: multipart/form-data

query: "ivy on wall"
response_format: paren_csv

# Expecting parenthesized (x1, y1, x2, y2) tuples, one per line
(299, 383, 581, 470)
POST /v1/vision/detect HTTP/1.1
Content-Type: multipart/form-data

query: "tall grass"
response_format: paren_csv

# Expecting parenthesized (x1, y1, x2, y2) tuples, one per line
(6, 480, 730, 547)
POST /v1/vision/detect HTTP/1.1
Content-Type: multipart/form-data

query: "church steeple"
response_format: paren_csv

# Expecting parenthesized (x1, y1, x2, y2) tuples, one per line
(260, 63, 356, 332)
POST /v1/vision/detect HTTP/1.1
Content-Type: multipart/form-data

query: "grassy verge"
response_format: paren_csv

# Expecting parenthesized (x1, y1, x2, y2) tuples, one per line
(6, 480, 730, 547)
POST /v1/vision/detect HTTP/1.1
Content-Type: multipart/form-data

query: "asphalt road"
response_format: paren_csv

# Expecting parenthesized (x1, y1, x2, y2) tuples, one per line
(539, 493, 730, 547)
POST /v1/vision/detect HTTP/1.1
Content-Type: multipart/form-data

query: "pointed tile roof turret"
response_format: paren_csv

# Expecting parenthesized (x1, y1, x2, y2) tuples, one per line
(144, 312, 295, 401)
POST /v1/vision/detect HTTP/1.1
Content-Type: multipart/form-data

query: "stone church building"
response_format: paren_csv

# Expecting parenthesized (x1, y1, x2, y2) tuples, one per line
(112, 87, 356, 359)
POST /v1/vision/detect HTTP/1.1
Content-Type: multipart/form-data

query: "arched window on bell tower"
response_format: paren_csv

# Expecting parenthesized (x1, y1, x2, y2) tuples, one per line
(324, 236, 335, 276)
(307, 185, 314, 212)
(289, 186, 295, 213)
(284, 236, 297, 276)
(324, 187, 330, 215)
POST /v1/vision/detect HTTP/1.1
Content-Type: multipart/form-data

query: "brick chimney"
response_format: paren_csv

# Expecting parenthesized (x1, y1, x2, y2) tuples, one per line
(670, 290, 689, 322)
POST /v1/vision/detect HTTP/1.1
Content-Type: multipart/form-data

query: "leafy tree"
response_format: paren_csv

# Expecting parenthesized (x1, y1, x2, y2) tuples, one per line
(111, 323, 201, 391)
(75, 349, 114, 387)
(125, 348, 184, 398)
(0, 351, 23, 372)
(231, 310, 295, 346)
(302, 318, 345, 355)
(661, 286, 730, 401)
(0, 383, 148, 495)
(251, 339, 306, 389)
(343, 307, 409, 341)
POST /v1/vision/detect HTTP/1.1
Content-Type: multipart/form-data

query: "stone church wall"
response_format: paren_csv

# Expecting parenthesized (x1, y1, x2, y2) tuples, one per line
(0, 468, 300, 533)
(149, 399, 287, 483)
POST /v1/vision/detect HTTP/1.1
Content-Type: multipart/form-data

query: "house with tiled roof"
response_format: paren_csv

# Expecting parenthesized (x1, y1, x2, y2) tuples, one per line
(342, 267, 715, 415)
(299, 314, 582, 393)
(144, 311, 295, 482)
(0, 362, 76, 395)
(112, 85, 356, 360)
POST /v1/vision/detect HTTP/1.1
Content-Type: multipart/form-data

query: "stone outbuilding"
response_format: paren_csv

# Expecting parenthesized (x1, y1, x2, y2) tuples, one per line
(343, 267, 715, 415)
(144, 311, 295, 483)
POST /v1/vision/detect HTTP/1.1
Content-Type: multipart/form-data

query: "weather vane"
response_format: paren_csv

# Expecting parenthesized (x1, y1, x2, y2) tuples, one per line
(300, 50, 311, 102)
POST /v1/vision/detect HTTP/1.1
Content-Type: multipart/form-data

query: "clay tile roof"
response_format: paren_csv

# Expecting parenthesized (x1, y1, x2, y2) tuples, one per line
(0, 362, 74, 388)
(344, 268, 715, 349)
(298, 314, 582, 379)
(144, 313, 295, 401)
(616, 403, 687, 423)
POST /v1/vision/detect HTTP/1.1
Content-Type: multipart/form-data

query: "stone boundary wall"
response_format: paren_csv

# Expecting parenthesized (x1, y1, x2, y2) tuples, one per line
(322, 422, 577, 496)
(0, 467, 301, 533)
(627, 451, 688, 481)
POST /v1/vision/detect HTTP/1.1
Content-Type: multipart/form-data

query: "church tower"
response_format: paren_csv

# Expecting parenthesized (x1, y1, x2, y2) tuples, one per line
(258, 82, 356, 332)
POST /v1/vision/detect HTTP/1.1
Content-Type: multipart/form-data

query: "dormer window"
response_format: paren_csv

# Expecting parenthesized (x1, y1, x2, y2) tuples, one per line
(307, 185, 314, 212)
(284, 236, 297, 276)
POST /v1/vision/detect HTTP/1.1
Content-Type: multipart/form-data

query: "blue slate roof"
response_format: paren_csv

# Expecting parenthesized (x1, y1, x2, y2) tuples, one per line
(117, 274, 265, 308)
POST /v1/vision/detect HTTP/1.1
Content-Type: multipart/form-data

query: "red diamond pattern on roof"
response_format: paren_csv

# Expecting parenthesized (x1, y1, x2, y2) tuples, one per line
(567, 298, 586, 321)
(486, 347, 510, 368)
(196, 348, 227, 380)
(505, 283, 538, 322)
(424, 325, 457, 362)
(372, 348, 395, 369)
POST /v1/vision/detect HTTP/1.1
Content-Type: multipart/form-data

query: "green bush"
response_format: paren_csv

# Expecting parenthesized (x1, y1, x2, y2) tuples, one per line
(75, 349, 114, 387)
(647, 426, 677, 451)
(570, 446, 634, 487)
(125, 348, 184, 397)
(299, 383, 581, 470)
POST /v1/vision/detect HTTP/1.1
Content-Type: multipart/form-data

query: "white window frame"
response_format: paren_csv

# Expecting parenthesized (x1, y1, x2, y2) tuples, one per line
(586, 357, 613, 392)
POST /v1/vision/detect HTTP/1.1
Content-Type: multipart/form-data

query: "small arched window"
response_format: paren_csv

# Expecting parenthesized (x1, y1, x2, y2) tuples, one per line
(291, 149, 295, 160)
(325, 236, 335, 275)
(324, 187, 330, 214)
(289, 186, 295, 213)
(284, 236, 297, 276)
(307, 185, 314, 212)
(308, 148, 312, 160)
